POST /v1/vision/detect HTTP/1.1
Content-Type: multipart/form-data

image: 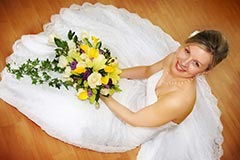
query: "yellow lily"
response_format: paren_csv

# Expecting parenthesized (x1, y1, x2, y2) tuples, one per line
(72, 66, 86, 75)
(80, 44, 89, 53)
(108, 67, 122, 84)
(78, 90, 88, 100)
(88, 48, 99, 59)
(101, 76, 109, 85)
(104, 66, 115, 73)
(86, 54, 107, 72)
(92, 36, 99, 47)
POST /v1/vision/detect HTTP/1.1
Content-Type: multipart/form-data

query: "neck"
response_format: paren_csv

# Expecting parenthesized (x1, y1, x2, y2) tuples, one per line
(163, 70, 195, 86)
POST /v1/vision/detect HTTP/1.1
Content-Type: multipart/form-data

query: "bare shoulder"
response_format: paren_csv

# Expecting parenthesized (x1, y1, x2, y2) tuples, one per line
(173, 83, 196, 123)
(156, 82, 196, 124)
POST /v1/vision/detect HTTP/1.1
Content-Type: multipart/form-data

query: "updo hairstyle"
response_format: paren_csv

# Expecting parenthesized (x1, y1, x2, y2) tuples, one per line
(186, 30, 229, 70)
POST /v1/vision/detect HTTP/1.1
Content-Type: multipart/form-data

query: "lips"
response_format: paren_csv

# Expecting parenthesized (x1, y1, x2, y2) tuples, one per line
(175, 61, 186, 72)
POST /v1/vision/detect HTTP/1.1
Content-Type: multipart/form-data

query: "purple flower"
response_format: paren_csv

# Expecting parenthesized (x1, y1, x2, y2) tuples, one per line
(104, 85, 110, 89)
(88, 89, 92, 97)
(72, 76, 79, 83)
(80, 48, 85, 54)
(70, 61, 78, 70)
(108, 78, 112, 86)
(83, 70, 92, 80)
(99, 49, 103, 54)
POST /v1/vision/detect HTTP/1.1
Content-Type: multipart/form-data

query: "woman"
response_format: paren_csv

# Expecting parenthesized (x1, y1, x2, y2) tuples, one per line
(101, 30, 228, 128)
(0, 3, 228, 160)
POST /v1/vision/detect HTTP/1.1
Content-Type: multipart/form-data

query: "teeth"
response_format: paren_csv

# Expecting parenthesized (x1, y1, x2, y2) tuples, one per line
(177, 63, 184, 71)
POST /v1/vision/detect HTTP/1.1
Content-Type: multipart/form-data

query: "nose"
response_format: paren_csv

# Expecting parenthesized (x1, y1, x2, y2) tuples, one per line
(181, 57, 192, 67)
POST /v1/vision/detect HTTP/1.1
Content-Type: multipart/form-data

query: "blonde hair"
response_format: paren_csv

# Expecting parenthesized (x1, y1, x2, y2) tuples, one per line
(186, 30, 229, 70)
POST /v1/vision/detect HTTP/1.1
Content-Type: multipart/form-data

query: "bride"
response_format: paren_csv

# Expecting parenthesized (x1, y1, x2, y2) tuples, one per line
(0, 3, 228, 160)
(102, 28, 228, 127)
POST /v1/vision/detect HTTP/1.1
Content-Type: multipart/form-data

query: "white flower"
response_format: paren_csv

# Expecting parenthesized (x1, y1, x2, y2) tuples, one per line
(62, 77, 73, 82)
(189, 30, 200, 38)
(67, 40, 76, 50)
(81, 30, 89, 39)
(48, 33, 59, 45)
(57, 55, 68, 68)
(76, 61, 87, 68)
(62, 66, 72, 82)
(100, 88, 110, 96)
(64, 66, 71, 76)
(80, 54, 88, 60)
(77, 88, 85, 95)
(87, 72, 102, 88)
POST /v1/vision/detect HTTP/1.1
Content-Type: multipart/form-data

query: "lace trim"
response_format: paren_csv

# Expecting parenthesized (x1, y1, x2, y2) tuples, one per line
(198, 76, 224, 160)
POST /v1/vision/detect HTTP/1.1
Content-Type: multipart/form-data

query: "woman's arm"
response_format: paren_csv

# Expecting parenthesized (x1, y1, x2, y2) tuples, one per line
(101, 53, 180, 127)
(120, 53, 173, 79)
(101, 92, 187, 127)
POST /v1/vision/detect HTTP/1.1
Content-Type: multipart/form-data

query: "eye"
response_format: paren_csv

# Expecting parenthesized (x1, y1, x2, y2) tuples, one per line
(184, 48, 190, 55)
(193, 61, 200, 67)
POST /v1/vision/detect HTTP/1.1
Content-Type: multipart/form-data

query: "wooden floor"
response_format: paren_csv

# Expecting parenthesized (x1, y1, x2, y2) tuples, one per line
(0, 0, 239, 159)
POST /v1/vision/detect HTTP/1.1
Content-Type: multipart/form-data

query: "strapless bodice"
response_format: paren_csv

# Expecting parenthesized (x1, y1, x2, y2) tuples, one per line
(146, 70, 163, 106)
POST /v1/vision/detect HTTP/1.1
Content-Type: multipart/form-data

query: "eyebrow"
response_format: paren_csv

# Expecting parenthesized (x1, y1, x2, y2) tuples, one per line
(187, 45, 204, 66)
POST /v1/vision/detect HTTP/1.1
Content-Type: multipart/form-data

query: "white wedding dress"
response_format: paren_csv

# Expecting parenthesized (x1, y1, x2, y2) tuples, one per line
(0, 3, 223, 160)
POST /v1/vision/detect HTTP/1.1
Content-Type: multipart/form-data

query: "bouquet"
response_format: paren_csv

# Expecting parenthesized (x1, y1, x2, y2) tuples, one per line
(7, 30, 122, 107)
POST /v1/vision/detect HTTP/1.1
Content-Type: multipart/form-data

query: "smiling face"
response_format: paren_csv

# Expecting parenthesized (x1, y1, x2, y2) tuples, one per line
(170, 43, 213, 78)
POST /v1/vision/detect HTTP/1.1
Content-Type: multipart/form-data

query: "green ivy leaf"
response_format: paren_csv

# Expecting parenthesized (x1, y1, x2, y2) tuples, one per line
(54, 37, 63, 48)
(73, 35, 78, 43)
(63, 80, 74, 90)
(83, 37, 93, 47)
(95, 41, 102, 49)
(68, 30, 75, 40)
